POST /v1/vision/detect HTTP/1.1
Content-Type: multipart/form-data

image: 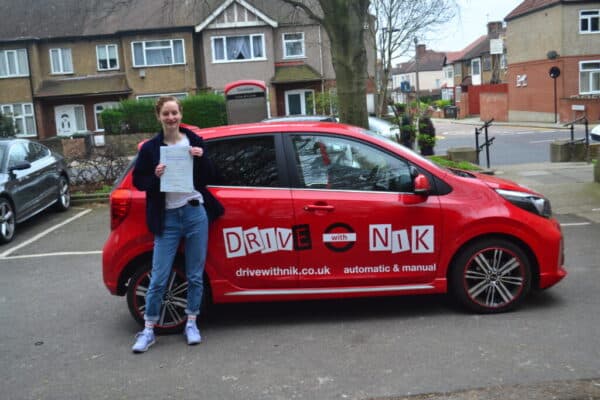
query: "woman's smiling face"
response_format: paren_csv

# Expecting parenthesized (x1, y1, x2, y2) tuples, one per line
(158, 100, 182, 130)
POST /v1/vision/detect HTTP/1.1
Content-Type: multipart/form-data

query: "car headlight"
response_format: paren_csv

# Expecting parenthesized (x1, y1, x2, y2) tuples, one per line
(495, 189, 552, 218)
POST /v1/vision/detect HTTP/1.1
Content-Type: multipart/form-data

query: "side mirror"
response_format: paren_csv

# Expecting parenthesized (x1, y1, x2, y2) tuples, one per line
(413, 173, 431, 196)
(8, 161, 31, 173)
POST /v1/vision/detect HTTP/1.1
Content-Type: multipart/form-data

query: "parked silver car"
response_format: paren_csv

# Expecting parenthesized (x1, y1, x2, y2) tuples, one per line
(0, 138, 70, 243)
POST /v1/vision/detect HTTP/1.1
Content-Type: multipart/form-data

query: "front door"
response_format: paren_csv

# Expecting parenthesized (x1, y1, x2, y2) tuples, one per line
(285, 90, 315, 116)
(471, 58, 482, 86)
(287, 133, 443, 289)
(55, 105, 86, 136)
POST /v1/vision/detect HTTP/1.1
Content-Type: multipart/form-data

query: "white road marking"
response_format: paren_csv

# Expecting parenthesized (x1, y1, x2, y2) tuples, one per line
(560, 222, 591, 227)
(1, 251, 101, 260)
(0, 209, 92, 258)
(530, 139, 556, 144)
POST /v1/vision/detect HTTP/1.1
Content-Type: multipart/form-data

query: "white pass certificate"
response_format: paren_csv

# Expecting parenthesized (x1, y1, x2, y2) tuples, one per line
(159, 146, 194, 192)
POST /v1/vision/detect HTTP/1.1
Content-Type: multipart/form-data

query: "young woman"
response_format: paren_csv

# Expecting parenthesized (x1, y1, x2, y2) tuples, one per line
(131, 96, 223, 353)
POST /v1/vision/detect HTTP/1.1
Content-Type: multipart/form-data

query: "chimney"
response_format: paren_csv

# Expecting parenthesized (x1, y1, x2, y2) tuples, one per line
(487, 21, 503, 36)
(416, 44, 426, 58)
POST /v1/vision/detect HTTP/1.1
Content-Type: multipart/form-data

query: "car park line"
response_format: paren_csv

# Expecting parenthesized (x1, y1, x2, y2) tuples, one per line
(0, 209, 92, 259)
(2, 250, 101, 260)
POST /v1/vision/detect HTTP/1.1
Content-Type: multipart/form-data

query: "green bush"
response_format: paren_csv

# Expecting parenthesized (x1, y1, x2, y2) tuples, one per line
(100, 109, 125, 135)
(0, 112, 15, 137)
(181, 93, 227, 128)
(433, 99, 452, 109)
(120, 99, 160, 133)
(99, 94, 228, 134)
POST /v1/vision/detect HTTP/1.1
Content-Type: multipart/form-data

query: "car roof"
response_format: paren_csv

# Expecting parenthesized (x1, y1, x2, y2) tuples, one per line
(186, 121, 368, 139)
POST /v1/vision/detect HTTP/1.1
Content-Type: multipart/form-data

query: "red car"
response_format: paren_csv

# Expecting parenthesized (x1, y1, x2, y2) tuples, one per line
(102, 122, 566, 333)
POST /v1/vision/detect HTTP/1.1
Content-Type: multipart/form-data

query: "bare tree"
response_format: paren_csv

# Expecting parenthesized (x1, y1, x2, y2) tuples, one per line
(371, 0, 458, 115)
(281, 0, 371, 129)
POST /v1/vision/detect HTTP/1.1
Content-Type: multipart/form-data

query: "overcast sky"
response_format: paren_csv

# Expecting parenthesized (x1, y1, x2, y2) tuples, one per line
(422, 0, 524, 52)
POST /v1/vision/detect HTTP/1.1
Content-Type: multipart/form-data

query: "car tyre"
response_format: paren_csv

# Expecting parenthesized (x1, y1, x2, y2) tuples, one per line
(126, 262, 211, 334)
(0, 198, 16, 244)
(54, 176, 70, 211)
(450, 238, 531, 313)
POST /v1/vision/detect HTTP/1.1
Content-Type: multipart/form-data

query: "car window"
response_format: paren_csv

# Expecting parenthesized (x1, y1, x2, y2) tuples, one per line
(290, 134, 413, 192)
(8, 142, 28, 169)
(207, 135, 280, 187)
(27, 142, 49, 162)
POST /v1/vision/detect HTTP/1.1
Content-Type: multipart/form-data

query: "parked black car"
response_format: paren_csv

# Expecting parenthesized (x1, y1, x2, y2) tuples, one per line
(0, 138, 70, 243)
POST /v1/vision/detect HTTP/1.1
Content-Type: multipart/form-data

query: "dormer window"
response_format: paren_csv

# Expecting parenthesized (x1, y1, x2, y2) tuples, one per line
(212, 34, 266, 63)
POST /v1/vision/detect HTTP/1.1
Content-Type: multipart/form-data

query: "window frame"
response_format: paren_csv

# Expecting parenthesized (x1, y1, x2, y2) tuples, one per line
(211, 33, 266, 63)
(1, 102, 37, 137)
(282, 32, 305, 59)
(131, 39, 186, 68)
(135, 92, 188, 102)
(0, 49, 29, 78)
(579, 9, 600, 34)
(205, 134, 285, 188)
(49, 48, 73, 74)
(96, 44, 119, 71)
(94, 102, 119, 132)
(579, 60, 600, 94)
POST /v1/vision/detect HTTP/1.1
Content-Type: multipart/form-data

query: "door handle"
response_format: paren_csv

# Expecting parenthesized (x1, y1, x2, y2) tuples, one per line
(304, 204, 335, 212)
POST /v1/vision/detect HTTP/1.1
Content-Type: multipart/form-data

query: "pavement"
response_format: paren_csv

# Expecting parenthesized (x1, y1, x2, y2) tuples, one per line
(381, 118, 600, 399)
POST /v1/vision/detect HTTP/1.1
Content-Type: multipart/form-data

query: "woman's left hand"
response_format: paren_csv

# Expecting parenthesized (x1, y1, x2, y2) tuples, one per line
(190, 146, 204, 157)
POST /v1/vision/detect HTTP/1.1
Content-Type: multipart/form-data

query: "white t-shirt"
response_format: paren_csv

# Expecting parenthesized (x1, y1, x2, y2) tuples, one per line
(164, 135, 204, 209)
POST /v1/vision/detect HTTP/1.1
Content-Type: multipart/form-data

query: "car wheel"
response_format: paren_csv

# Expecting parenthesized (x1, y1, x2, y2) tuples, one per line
(450, 238, 531, 313)
(0, 198, 16, 244)
(55, 176, 70, 211)
(126, 262, 211, 334)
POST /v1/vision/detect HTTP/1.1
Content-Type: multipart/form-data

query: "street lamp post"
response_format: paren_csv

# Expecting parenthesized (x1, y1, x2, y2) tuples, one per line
(414, 37, 420, 108)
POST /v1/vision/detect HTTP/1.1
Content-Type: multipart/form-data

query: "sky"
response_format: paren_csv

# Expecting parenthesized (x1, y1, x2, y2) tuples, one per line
(420, 0, 524, 53)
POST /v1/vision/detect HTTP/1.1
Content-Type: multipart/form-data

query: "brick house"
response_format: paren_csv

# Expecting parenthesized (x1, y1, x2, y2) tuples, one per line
(0, 0, 375, 139)
(505, 0, 600, 123)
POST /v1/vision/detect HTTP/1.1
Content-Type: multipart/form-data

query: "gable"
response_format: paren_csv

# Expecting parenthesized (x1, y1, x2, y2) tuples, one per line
(196, 0, 278, 32)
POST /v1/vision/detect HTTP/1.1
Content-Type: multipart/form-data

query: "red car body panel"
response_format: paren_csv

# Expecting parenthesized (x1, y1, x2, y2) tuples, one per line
(102, 122, 566, 304)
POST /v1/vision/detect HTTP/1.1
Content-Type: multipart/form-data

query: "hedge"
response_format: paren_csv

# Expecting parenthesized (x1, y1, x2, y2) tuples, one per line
(100, 93, 227, 134)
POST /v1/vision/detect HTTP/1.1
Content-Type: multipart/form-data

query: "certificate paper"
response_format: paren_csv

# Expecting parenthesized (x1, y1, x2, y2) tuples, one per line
(159, 146, 194, 192)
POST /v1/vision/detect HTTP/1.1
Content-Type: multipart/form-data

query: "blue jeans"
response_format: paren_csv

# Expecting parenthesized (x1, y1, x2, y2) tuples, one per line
(144, 202, 208, 322)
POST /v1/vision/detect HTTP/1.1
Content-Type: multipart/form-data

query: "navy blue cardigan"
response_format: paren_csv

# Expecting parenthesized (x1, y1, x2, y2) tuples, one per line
(132, 127, 223, 235)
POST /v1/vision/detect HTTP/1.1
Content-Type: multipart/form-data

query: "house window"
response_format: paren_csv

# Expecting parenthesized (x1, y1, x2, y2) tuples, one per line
(0, 49, 29, 78)
(444, 66, 453, 79)
(136, 92, 188, 102)
(580, 10, 599, 33)
(50, 48, 73, 74)
(96, 44, 119, 71)
(500, 54, 507, 69)
(483, 55, 492, 71)
(94, 102, 119, 131)
(211, 34, 265, 62)
(283, 32, 305, 58)
(1, 103, 36, 136)
(580, 61, 600, 94)
(132, 39, 185, 67)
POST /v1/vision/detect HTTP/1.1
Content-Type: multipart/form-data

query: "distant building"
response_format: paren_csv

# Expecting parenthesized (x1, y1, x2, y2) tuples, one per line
(391, 44, 446, 104)
(505, 0, 600, 123)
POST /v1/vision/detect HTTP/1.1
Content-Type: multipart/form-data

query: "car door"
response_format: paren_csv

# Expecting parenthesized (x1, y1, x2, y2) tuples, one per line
(286, 133, 443, 289)
(205, 134, 299, 290)
(26, 142, 58, 208)
(6, 141, 37, 219)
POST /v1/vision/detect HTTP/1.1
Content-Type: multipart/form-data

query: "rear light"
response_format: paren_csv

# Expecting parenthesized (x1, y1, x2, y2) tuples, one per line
(110, 189, 132, 230)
